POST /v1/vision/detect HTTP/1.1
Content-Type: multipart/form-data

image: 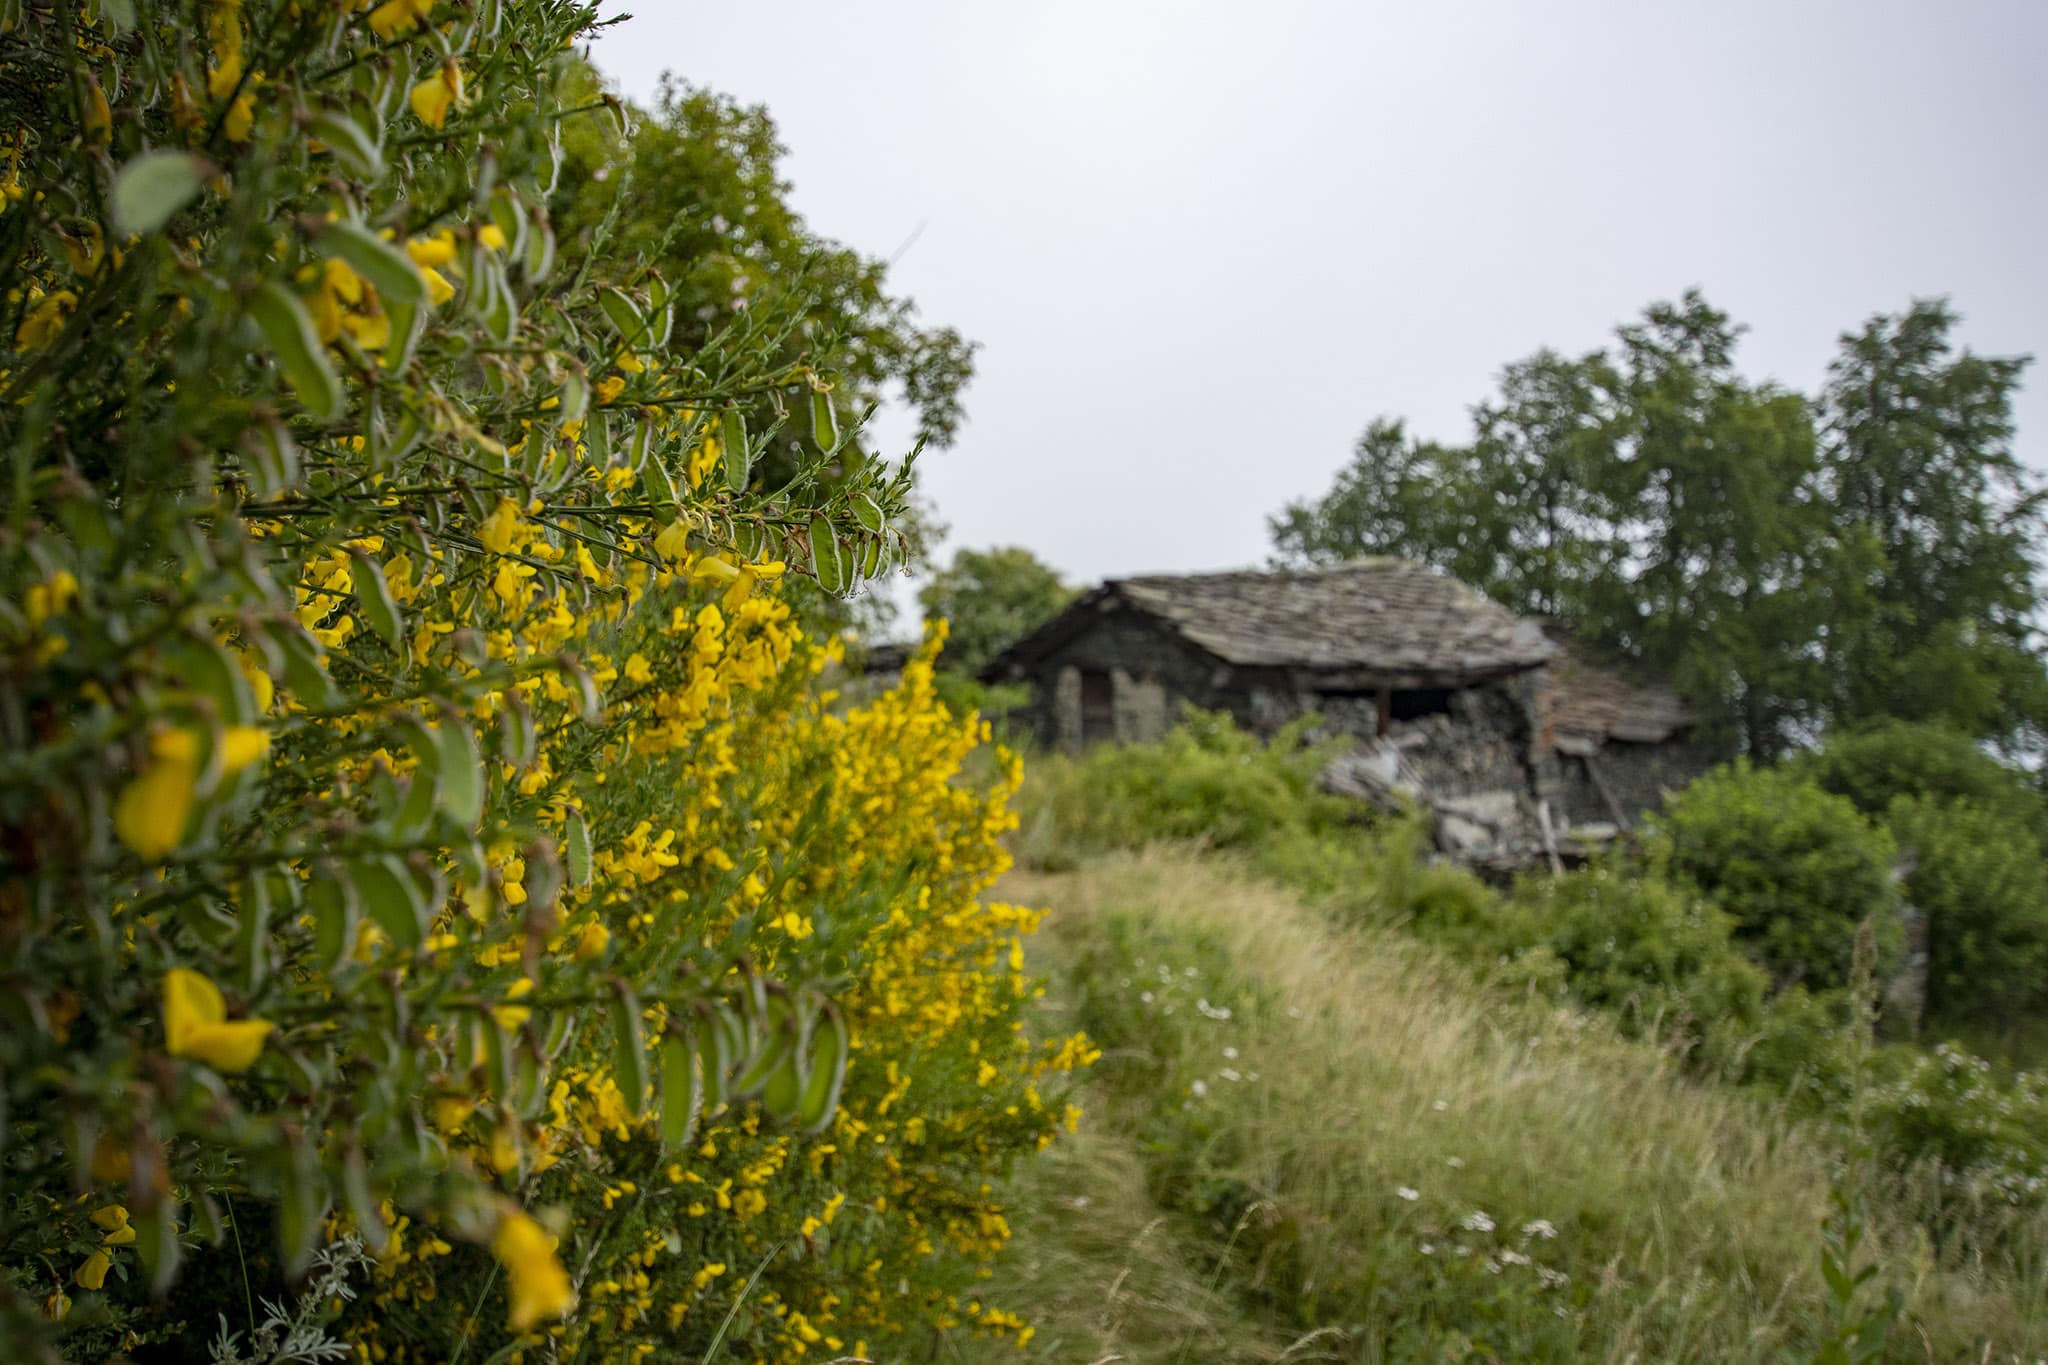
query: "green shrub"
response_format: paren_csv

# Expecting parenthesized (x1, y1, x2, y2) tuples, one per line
(1888, 797, 2048, 1028)
(1801, 721, 2048, 844)
(1863, 1044, 2048, 1212)
(1648, 762, 1901, 991)
(1499, 867, 1770, 1078)
(1015, 708, 1357, 863)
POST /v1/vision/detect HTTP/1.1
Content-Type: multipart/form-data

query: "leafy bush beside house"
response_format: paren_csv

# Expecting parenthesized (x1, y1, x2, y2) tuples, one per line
(1646, 762, 1902, 992)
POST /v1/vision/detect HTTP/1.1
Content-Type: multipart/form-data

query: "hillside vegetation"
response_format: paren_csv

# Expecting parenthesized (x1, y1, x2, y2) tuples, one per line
(953, 850, 2048, 1363)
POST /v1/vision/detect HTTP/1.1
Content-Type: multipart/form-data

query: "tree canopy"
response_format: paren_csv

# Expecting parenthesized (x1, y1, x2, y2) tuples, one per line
(918, 545, 1077, 679)
(1272, 292, 2043, 757)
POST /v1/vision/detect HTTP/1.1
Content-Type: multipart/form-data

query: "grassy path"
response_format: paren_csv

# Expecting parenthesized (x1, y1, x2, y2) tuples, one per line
(938, 849, 2046, 1363)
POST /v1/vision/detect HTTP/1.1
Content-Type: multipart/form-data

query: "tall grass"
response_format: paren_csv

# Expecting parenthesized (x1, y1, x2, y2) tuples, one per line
(945, 850, 2048, 1363)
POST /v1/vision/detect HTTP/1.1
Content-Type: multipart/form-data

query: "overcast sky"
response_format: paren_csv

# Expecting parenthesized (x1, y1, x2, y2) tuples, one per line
(592, 2, 2048, 607)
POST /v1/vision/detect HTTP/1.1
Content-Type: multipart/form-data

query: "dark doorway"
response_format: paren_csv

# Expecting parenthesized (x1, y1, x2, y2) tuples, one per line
(1080, 669, 1115, 743)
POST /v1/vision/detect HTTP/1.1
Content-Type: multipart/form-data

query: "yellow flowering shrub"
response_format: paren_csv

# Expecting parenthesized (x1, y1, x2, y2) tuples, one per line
(0, 3, 1087, 1360)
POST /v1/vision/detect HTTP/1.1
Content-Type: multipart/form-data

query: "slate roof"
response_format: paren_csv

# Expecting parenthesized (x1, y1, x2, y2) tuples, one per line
(1545, 648, 1692, 748)
(990, 558, 1556, 685)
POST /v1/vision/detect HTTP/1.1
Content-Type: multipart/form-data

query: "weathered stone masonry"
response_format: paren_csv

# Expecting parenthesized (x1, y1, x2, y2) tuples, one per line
(985, 558, 1724, 861)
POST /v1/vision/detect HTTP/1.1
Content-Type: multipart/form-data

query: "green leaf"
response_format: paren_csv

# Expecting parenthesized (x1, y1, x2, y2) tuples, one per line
(428, 719, 484, 830)
(235, 872, 279, 993)
(347, 854, 426, 950)
(135, 1203, 182, 1297)
(276, 1139, 325, 1280)
(693, 1006, 733, 1113)
(381, 292, 423, 373)
(351, 552, 404, 651)
(760, 1045, 802, 1121)
(524, 214, 556, 282)
(598, 287, 645, 345)
(394, 769, 437, 839)
(341, 1143, 389, 1254)
(796, 1002, 849, 1133)
(810, 390, 838, 451)
(242, 417, 300, 497)
(270, 625, 339, 709)
(660, 1031, 700, 1149)
(487, 193, 525, 260)
(307, 874, 357, 971)
(564, 808, 593, 887)
(721, 409, 750, 493)
(608, 983, 649, 1118)
(322, 219, 427, 309)
(481, 1017, 513, 1098)
(110, 150, 206, 236)
(732, 992, 796, 1096)
(558, 368, 589, 424)
(247, 281, 343, 421)
(308, 109, 385, 181)
(164, 635, 256, 727)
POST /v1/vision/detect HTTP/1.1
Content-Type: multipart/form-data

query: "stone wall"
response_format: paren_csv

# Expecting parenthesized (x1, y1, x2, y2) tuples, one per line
(1576, 737, 1723, 828)
(1016, 612, 1227, 751)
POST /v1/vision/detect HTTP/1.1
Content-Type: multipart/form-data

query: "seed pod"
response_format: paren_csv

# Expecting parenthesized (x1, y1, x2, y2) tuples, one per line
(809, 517, 850, 595)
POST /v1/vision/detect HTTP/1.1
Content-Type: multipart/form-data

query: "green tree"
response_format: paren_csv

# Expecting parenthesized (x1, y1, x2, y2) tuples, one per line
(1269, 417, 1478, 580)
(553, 73, 977, 489)
(1272, 292, 1836, 755)
(1817, 299, 2046, 748)
(918, 545, 1077, 678)
(1600, 294, 1832, 757)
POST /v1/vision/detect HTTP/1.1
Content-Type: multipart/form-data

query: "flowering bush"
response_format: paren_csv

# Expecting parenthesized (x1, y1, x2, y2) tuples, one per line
(0, 3, 1086, 1359)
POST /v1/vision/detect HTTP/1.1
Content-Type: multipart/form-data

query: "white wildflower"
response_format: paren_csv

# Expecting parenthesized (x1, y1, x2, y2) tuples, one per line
(1222, 1046, 1238, 1060)
(1499, 1249, 1531, 1267)
(1445, 1156, 1465, 1169)
(1521, 1219, 1558, 1241)
(1396, 1187, 1420, 1202)
(1460, 1210, 1495, 1233)
(1219, 1067, 1242, 1082)
(1189, 1079, 1208, 1098)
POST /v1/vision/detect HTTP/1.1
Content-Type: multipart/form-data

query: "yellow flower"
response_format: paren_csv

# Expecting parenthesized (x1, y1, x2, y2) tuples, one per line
(492, 976, 535, 1030)
(404, 231, 457, 268)
(421, 266, 455, 306)
(82, 76, 111, 144)
(652, 520, 692, 562)
(478, 497, 522, 553)
(368, 0, 433, 39)
(73, 1249, 111, 1291)
(16, 290, 77, 350)
(477, 223, 508, 252)
(113, 730, 201, 862)
(409, 60, 463, 130)
(572, 920, 610, 961)
(491, 1209, 573, 1331)
(162, 967, 273, 1072)
(218, 726, 269, 775)
(24, 570, 78, 627)
(58, 223, 104, 277)
(91, 1206, 136, 1246)
(225, 89, 256, 143)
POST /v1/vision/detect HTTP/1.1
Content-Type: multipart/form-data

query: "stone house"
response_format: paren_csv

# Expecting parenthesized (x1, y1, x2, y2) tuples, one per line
(982, 558, 1720, 860)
